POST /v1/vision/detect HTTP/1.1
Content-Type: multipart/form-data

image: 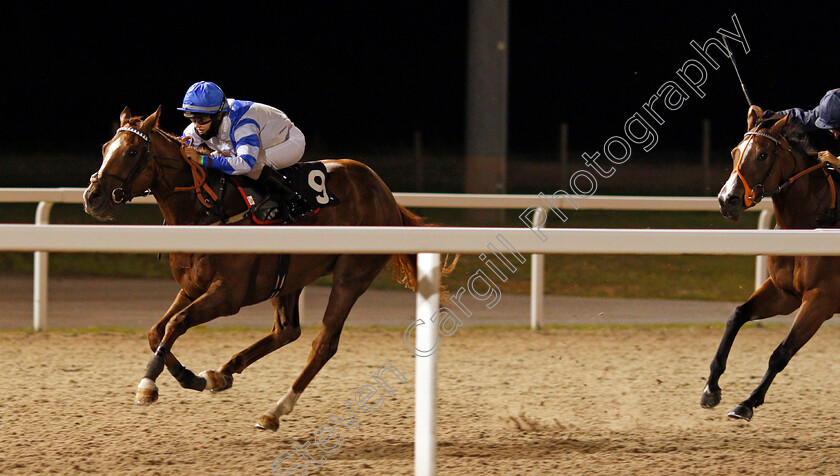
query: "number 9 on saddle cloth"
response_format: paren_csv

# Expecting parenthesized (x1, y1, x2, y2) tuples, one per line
(232, 162, 340, 225)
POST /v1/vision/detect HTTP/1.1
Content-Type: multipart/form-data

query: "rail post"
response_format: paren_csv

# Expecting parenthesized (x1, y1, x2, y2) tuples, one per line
(755, 209, 774, 290)
(33, 201, 54, 330)
(415, 252, 439, 476)
(530, 207, 546, 330)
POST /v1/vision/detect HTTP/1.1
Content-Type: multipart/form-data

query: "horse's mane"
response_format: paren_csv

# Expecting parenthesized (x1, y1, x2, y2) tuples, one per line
(759, 118, 840, 159)
(750, 118, 832, 164)
(153, 124, 216, 156)
(154, 127, 183, 143)
(781, 122, 820, 158)
(123, 115, 183, 145)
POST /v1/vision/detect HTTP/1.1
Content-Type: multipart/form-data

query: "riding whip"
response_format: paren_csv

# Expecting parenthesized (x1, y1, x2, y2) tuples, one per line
(722, 35, 753, 106)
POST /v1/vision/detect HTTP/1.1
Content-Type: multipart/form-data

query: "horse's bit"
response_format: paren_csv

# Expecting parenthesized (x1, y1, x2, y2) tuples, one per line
(733, 130, 833, 208)
(89, 126, 152, 204)
(732, 130, 790, 207)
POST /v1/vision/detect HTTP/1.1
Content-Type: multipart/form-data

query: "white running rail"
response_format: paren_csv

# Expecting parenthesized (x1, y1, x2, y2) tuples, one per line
(0, 188, 774, 330)
(1, 223, 838, 476)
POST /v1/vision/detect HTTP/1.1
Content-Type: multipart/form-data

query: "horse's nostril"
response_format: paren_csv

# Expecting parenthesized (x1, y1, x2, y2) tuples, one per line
(84, 187, 107, 213)
(87, 189, 103, 205)
(719, 194, 736, 206)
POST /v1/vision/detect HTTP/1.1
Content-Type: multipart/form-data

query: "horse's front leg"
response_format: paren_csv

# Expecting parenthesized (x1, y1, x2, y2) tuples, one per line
(728, 290, 836, 421)
(137, 289, 225, 404)
(135, 281, 240, 404)
(202, 291, 303, 394)
(135, 290, 193, 404)
(700, 279, 799, 409)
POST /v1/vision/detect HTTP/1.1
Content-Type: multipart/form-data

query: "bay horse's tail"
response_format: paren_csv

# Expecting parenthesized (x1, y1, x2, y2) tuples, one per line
(390, 205, 458, 295)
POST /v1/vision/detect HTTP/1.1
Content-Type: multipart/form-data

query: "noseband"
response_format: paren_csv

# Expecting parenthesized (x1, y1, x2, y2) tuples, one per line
(733, 130, 834, 208)
(733, 131, 791, 207)
(89, 126, 152, 204)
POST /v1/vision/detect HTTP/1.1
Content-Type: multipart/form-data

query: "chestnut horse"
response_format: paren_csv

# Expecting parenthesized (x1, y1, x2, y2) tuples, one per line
(84, 106, 450, 430)
(702, 106, 840, 421)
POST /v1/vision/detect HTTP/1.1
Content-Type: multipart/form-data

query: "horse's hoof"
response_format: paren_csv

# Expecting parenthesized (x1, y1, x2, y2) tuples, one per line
(135, 378, 159, 405)
(700, 386, 721, 408)
(255, 413, 280, 432)
(198, 370, 233, 392)
(728, 404, 753, 421)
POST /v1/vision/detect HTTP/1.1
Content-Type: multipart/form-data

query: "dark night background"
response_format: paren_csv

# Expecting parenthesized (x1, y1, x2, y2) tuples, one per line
(4, 2, 840, 193)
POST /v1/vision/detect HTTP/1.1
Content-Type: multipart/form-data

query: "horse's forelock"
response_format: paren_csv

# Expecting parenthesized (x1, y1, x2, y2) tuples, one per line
(756, 119, 777, 130)
(126, 116, 144, 128)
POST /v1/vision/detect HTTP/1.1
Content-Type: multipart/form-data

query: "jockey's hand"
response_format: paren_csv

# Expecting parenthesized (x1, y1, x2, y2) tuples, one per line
(182, 146, 209, 167)
(818, 150, 840, 167)
(196, 143, 217, 155)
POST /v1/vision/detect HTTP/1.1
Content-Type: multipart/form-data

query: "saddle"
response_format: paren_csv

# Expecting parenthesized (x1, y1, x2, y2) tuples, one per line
(230, 162, 340, 225)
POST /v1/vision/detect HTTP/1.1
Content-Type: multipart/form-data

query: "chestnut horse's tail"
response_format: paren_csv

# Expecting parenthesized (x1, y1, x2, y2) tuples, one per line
(390, 205, 458, 294)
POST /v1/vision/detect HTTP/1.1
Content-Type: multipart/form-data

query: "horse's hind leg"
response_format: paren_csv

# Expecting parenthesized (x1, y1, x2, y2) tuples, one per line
(700, 280, 800, 409)
(256, 254, 390, 431)
(728, 291, 835, 421)
(201, 291, 303, 392)
(135, 281, 239, 404)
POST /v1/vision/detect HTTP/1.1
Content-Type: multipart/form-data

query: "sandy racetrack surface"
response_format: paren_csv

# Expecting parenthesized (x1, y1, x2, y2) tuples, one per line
(2, 326, 840, 475)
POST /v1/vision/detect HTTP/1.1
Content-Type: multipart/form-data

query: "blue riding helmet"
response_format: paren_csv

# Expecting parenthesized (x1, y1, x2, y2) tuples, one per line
(815, 89, 840, 130)
(177, 81, 230, 116)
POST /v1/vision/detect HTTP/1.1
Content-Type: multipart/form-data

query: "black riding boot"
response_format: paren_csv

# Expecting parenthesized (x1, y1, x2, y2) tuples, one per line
(256, 167, 304, 222)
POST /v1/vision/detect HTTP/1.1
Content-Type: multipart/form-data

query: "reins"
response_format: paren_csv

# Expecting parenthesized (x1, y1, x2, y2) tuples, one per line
(93, 127, 220, 210)
(174, 137, 219, 209)
(777, 162, 836, 205)
(733, 130, 837, 210)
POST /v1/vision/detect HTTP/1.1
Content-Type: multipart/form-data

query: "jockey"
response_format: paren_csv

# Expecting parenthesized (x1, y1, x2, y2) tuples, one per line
(758, 88, 840, 166)
(178, 81, 309, 221)
(758, 89, 840, 137)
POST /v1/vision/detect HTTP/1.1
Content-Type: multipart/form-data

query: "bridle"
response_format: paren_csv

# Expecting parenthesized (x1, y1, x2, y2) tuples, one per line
(89, 126, 152, 204)
(732, 129, 833, 208)
(89, 126, 221, 209)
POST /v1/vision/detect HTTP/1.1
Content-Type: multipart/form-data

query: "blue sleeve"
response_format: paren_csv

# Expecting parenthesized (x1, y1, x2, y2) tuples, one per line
(231, 119, 260, 172)
(763, 107, 819, 131)
(205, 119, 260, 175)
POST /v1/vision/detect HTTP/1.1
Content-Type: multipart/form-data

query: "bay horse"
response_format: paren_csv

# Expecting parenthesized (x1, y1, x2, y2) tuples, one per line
(701, 106, 840, 421)
(83, 106, 452, 430)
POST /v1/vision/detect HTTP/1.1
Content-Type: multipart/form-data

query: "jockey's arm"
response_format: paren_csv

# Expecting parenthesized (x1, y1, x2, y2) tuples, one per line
(762, 106, 819, 131)
(182, 122, 260, 175)
(225, 119, 260, 174)
(204, 120, 260, 175)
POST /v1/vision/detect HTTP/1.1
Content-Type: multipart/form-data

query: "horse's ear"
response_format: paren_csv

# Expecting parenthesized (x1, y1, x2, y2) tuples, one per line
(120, 107, 132, 126)
(140, 105, 162, 133)
(769, 114, 790, 136)
(747, 105, 762, 130)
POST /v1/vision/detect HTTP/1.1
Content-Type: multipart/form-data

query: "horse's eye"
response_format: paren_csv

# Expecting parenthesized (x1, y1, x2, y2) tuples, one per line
(128, 149, 138, 157)
(758, 152, 768, 161)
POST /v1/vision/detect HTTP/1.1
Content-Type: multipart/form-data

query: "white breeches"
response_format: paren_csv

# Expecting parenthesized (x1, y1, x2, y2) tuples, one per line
(264, 126, 306, 170)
